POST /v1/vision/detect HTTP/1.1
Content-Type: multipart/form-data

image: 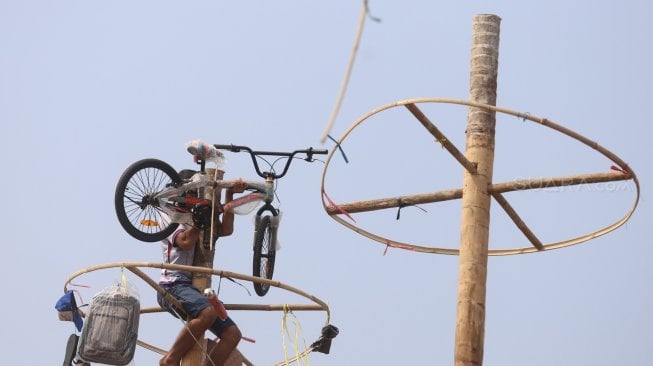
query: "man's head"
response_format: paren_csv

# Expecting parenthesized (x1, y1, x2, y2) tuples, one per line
(178, 169, 196, 181)
(178, 169, 198, 198)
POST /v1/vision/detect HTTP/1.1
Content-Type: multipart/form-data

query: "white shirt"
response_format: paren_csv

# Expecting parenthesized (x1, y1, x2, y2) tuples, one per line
(159, 225, 195, 285)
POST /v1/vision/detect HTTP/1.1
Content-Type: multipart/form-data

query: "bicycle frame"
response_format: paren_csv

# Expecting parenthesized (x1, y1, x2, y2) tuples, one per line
(152, 176, 273, 223)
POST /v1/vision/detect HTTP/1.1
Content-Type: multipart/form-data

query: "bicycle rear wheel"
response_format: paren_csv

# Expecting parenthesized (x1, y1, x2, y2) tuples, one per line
(114, 158, 181, 242)
(252, 214, 277, 296)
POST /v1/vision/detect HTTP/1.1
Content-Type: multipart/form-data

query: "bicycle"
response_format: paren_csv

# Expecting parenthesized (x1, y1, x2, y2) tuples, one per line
(114, 141, 327, 296)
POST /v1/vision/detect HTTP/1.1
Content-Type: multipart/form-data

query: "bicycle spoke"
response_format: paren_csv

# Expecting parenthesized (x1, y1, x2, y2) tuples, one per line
(123, 191, 142, 206)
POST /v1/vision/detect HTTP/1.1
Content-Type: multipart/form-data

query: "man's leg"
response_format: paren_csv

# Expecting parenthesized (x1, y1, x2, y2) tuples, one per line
(160, 306, 218, 366)
(205, 325, 242, 366)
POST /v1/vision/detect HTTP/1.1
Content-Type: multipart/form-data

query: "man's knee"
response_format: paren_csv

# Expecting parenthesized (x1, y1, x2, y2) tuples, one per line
(197, 306, 218, 326)
(221, 325, 242, 345)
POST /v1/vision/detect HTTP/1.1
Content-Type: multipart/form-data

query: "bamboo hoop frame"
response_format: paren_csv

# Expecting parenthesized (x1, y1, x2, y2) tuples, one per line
(63, 262, 331, 365)
(321, 97, 640, 256)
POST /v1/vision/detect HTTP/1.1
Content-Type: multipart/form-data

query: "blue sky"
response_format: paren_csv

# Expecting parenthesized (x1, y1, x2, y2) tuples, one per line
(1, 1, 651, 365)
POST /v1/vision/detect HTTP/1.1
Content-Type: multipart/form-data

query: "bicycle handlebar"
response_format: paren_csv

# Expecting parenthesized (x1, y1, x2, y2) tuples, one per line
(213, 144, 328, 179)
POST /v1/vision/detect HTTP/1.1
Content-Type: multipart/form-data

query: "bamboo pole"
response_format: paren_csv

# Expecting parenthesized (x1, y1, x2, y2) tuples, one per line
(183, 168, 223, 366)
(455, 14, 501, 366)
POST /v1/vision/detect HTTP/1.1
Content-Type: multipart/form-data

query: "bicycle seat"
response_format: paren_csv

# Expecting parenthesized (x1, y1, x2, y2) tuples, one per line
(186, 139, 227, 168)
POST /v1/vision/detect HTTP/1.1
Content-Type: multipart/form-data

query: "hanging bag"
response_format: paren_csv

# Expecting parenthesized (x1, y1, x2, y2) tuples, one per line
(77, 276, 140, 365)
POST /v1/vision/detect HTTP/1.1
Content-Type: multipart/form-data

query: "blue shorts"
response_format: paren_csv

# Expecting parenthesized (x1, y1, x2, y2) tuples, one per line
(158, 283, 236, 337)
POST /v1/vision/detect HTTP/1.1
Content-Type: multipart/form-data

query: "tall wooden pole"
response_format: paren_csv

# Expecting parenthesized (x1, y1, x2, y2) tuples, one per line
(454, 14, 501, 366)
(182, 168, 223, 366)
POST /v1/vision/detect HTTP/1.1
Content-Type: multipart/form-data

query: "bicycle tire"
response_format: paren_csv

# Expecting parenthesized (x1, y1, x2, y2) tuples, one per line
(63, 333, 78, 366)
(114, 158, 181, 242)
(252, 214, 277, 296)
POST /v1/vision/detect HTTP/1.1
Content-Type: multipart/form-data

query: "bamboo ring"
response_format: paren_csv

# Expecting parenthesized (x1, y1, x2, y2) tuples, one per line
(64, 262, 331, 365)
(321, 97, 640, 256)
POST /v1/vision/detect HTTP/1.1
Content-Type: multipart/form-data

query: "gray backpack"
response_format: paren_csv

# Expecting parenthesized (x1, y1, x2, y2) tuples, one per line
(78, 293, 140, 365)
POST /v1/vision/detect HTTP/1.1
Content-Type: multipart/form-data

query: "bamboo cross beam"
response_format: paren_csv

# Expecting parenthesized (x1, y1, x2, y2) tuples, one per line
(491, 192, 544, 250)
(325, 188, 462, 215)
(324, 171, 630, 215)
(139, 304, 326, 314)
(136, 340, 167, 356)
(488, 171, 630, 194)
(405, 103, 478, 174)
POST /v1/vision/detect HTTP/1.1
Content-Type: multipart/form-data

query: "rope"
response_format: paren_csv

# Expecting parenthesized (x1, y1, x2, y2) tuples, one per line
(281, 305, 310, 366)
(170, 305, 216, 366)
(396, 200, 428, 220)
(120, 266, 130, 296)
(322, 190, 356, 223)
(610, 165, 630, 176)
(67, 283, 91, 307)
(383, 240, 417, 256)
(327, 134, 349, 163)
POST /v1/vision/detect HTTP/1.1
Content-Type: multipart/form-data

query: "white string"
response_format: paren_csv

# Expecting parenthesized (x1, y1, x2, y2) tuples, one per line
(169, 303, 216, 366)
(210, 167, 219, 250)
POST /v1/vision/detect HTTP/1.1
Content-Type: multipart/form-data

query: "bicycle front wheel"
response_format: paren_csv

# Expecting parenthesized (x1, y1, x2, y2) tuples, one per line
(253, 214, 277, 296)
(114, 158, 181, 242)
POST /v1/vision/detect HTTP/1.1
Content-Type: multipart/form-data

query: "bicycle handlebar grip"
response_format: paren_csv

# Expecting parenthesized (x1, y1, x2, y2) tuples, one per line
(213, 144, 246, 152)
(309, 148, 328, 155)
